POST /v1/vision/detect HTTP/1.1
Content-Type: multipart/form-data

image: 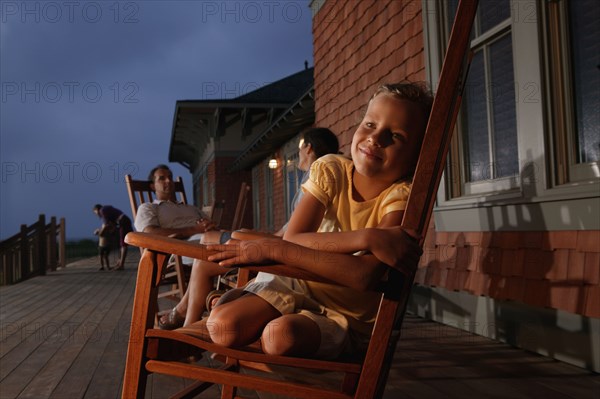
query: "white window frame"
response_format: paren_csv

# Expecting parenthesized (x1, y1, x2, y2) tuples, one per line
(284, 153, 301, 220)
(422, 0, 599, 231)
(540, 0, 600, 184)
(282, 137, 302, 221)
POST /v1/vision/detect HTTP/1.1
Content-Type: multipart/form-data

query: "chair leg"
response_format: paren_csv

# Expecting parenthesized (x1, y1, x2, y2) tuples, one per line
(220, 385, 236, 399)
(341, 372, 359, 395)
(174, 256, 187, 297)
(353, 297, 399, 399)
(219, 357, 240, 399)
(122, 250, 162, 398)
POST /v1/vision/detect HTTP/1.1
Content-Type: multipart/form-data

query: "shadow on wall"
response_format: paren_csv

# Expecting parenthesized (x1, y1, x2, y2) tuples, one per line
(409, 151, 598, 371)
(481, 151, 595, 370)
(410, 231, 472, 324)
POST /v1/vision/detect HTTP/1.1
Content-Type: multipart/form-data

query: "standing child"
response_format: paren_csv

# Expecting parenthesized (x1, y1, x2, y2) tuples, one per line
(206, 82, 432, 359)
(93, 204, 133, 270)
(94, 222, 116, 271)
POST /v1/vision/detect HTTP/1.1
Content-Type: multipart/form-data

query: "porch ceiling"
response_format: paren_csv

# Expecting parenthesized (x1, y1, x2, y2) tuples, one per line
(228, 86, 315, 171)
(169, 67, 314, 171)
(168, 101, 289, 169)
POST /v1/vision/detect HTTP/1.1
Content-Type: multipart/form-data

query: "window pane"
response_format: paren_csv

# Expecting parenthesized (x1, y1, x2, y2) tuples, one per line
(479, 0, 511, 34)
(463, 50, 490, 182)
(447, 0, 459, 27)
(490, 33, 518, 178)
(447, 0, 475, 42)
(569, 0, 600, 163)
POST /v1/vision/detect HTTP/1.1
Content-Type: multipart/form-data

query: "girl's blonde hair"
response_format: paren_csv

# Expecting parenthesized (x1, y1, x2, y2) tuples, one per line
(370, 82, 434, 122)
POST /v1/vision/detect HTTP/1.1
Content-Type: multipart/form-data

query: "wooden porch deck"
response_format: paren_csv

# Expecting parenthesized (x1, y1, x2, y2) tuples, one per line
(1, 254, 598, 399)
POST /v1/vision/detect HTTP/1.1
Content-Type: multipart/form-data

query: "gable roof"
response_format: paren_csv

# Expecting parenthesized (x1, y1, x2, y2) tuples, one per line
(169, 68, 314, 170)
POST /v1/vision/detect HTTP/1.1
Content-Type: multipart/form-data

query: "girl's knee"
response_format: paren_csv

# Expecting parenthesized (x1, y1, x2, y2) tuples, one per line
(261, 319, 289, 355)
(261, 316, 319, 356)
(207, 293, 282, 349)
(206, 306, 237, 347)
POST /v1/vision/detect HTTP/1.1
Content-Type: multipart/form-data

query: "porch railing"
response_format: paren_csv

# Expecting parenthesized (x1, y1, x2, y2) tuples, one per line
(0, 214, 66, 285)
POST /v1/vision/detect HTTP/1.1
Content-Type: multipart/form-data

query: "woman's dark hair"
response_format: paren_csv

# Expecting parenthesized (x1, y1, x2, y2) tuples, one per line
(301, 127, 339, 158)
(148, 164, 172, 182)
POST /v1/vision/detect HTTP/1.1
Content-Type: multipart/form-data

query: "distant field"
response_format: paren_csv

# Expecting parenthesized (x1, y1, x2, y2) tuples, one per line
(65, 237, 120, 263)
(65, 239, 98, 262)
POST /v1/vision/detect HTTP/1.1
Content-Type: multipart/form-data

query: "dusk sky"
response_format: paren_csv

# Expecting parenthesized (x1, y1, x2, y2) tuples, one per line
(0, 1, 314, 240)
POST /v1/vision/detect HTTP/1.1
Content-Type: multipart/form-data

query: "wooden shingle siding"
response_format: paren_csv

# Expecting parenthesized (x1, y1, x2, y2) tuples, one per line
(417, 226, 600, 318)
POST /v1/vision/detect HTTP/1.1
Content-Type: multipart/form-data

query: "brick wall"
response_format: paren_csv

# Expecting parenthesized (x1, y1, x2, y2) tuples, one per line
(207, 157, 252, 230)
(314, 0, 425, 153)
(249, 154, 302, 233)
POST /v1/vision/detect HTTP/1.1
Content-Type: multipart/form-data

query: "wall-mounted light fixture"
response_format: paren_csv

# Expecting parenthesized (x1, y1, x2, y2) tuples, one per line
(268, 158, 279, 169)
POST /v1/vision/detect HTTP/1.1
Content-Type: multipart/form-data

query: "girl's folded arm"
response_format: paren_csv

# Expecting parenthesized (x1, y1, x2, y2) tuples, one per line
(284, 194, 407, 255)
(271, 241, 387, 291)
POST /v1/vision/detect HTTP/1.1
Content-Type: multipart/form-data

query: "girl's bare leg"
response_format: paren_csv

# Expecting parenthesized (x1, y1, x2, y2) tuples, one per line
(183, 259, 226, 326)
(207, 293, 280, 347)
(261, 314, 320, 356)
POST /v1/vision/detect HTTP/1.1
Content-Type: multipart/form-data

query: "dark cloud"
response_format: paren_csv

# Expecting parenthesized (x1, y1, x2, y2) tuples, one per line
(1, 1, 313, 239)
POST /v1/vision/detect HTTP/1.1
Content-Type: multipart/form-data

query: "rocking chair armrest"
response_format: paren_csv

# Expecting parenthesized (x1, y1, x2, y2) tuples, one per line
(231, 230, 281, 240)
(125, 232, 342, 286)
(231, 230, 340, 284)
(125, 232, 218, 261)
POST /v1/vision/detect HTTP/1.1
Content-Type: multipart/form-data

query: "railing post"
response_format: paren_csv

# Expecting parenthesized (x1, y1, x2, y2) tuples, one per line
(19, 224, 27, 284)
(59, 218, 66, 268)
(37, 214, 47, 276)
(48, 217, 57, 271)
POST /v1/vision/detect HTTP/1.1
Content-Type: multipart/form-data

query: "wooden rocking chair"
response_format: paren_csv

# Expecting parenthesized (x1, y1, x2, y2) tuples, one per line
(231, 182, 250, 231)
(125, 174, 192, 303)
(202, 200, 226, 229)
(200, 181, 249, 232)
(121, 1, 478, 397)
